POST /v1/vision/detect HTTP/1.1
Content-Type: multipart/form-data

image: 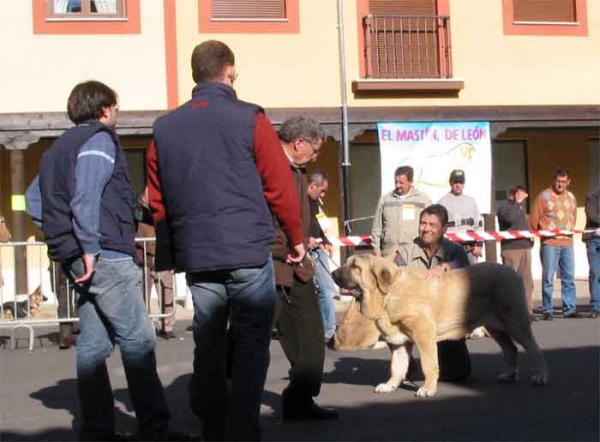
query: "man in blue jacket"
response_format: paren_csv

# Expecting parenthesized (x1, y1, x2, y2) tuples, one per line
(26, 81, 186, 441)
(147, 40, 305, 441)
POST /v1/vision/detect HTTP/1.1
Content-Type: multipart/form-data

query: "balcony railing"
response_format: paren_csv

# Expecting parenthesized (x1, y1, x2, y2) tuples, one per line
(363, 14, 452, 79)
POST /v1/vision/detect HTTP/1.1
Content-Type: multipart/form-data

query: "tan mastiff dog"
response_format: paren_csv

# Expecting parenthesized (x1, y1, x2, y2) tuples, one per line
(331, 255, 549, 397)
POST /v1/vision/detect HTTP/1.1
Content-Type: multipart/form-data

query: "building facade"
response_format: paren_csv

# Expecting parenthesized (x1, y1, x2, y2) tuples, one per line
(1, 0, 599, 278)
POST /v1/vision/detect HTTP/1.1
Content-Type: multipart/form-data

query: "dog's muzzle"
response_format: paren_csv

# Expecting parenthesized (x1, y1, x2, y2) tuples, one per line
(331, 268, 363, 300)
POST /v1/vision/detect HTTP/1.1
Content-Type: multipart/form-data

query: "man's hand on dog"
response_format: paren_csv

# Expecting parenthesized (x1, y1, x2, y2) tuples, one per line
(75, 254, 97, 284)
(424, 264, 449, 280)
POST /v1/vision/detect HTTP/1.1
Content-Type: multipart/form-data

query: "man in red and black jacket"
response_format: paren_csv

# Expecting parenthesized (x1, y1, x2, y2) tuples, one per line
(270, 116, 339, 423)
(146, 40, 304, 441)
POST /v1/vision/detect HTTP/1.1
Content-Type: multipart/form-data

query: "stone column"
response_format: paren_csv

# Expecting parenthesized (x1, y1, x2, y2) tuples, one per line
(1, 133, 40, 295)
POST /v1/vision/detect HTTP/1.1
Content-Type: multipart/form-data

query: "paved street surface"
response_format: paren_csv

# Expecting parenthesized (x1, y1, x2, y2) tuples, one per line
(0, 284, 598, 441)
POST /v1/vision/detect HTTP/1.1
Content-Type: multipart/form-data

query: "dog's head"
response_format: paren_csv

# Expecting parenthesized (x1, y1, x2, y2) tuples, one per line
(29, 286, 47, 315)
(332, 254, 399, 319)
(331, 254, 401, 351)
(332, 254, 398, 300)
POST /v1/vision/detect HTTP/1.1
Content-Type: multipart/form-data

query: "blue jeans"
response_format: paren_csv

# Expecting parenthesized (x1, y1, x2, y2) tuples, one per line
(65, 257, 169, 440)
(586, 238, 600, 312)
(540, 244, 577, 315)
(187, 256, 275, 441)
(310, 248, 337, 341)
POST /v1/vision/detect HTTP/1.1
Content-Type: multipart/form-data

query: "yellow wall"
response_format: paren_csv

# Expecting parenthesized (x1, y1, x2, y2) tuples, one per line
(446, 0, 600, 106)
(175, 0, 600, 109)
(344, 0, 600, 107)
(175, 0, 342, 107)
(1, 1, 598, 113)
(0, 2, 169, 113)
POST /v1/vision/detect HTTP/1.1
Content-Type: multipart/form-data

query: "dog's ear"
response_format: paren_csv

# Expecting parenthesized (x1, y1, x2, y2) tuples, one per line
(374, 264, 395, 295)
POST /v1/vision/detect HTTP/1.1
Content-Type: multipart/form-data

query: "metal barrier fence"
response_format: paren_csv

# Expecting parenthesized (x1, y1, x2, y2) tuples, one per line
(0, 238, 177, 351)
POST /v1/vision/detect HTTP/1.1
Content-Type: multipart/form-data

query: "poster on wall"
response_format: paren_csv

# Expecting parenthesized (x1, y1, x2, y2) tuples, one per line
(377, 121, 492, 214)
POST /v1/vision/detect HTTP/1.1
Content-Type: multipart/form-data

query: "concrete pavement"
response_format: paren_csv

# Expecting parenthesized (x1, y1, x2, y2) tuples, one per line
(0, 281, 598, 441)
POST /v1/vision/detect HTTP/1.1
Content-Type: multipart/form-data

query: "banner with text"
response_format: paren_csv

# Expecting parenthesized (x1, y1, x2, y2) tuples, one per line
(377, 121, 492, 213)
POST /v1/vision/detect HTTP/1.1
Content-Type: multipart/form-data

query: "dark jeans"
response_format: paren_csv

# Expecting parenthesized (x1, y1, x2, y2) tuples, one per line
(274, 277, 325, 409)
(586, 238, 600, 313)
(187, 257, 276, 441)
(65, 257, 170, 441)
(50, 261, 77, 337)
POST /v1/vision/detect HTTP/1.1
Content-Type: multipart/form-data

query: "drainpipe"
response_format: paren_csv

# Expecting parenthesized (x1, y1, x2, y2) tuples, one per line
(337, 0, 351, 232)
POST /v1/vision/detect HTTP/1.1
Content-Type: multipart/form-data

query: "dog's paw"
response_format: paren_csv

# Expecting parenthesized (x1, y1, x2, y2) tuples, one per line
(374, 382, 397, 394)
(415, 387, 436, 398)
(496, 371, 518, 383)
(531, 372, 549, 386)
(467, 326, 488, 340)
(384, 332, 408, 346)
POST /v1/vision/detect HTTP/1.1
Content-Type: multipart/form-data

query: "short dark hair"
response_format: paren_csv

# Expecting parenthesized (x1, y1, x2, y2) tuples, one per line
(394, 165, 414, 182)
(67, 80, 118, 125)
(508, 184, 527, 200)
(191, 40, 235, 83)
(278, 115, 326, 144)
(420, 204, 449, 226)
(308, 170, 329, 186)
(554, 167, 570, 179)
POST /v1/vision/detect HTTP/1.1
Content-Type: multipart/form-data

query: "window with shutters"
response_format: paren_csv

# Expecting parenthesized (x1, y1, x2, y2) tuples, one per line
(503, 0, 588, 36)
(353, 0, 462, 92)
(198, 0, 299, 33)
(33, 0, 140, 34)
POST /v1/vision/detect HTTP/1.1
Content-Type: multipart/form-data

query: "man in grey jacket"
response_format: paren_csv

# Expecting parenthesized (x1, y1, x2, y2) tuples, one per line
(371, 165, 432, 263)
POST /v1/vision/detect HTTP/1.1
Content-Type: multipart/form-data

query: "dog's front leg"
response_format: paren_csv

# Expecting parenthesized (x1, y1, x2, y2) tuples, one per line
(409, 319, 439, 398)
(375, 342, 412, 393)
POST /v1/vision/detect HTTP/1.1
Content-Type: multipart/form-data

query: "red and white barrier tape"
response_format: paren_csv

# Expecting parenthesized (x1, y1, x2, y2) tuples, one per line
(328, 229, 595, 247)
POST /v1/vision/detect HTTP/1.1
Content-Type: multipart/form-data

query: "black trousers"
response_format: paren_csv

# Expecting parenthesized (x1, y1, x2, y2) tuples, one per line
(437, 338, 471, 381)
(407, 338, 471, 382)
(274, 277, 325, 408)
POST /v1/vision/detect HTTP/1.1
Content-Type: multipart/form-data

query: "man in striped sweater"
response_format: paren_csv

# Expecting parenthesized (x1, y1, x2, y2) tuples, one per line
(529, 167, 580, 320)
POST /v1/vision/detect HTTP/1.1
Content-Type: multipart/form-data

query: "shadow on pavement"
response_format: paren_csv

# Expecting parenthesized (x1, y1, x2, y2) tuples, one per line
(1, 330, 598, 441)
(263, 344, 599, 441)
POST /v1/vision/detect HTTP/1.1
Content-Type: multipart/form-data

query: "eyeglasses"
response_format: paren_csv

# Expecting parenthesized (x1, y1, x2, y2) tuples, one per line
(229, 72, 239, 84)
(302, 138, 322, 156)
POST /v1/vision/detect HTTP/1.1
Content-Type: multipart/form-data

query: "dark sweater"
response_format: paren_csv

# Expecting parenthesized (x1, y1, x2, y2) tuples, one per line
(496, 200, 532, 250)
(583, 189, 600, 241)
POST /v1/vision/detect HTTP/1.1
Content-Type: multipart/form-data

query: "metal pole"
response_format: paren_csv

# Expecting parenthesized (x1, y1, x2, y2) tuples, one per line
(337, 0, 351, 228)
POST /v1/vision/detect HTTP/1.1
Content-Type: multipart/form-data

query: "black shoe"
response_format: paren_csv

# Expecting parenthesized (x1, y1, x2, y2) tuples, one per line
(156, 329, 177, 340)
(589, 311, 599, 319)
(112, 432, 138, 442)
(141, 428, 200, 441)
(283, 402, 339, 422)
(80, 431, 137, 441)
(325, 335, 335, 349)
(58, 336, 72, 349)
(542, 313, 553, 321)
(564, 312, 582, 319)
(202, 420, 225, 441)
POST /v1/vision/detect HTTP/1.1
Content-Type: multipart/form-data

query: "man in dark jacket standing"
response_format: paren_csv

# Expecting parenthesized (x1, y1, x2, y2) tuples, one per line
(271, 116, 338, 422)
(583, 188, 600, 318)
(147, 40, 305, 441)
(497, 185, 535, 320)
(25, 81, 180, 441)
